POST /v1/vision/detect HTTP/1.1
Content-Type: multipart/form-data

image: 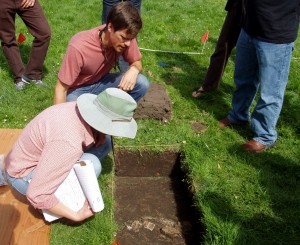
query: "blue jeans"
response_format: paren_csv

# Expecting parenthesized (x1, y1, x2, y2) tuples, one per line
(228, 29, 294, 146)
(101, 0, 142, 72)
(5, 153, 102, 196)
(102, 0, 142, 24)
(67, 72, 149, 103)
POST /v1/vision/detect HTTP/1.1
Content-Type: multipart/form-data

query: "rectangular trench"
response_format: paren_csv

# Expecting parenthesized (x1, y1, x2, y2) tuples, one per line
(113, 149, 203, 245)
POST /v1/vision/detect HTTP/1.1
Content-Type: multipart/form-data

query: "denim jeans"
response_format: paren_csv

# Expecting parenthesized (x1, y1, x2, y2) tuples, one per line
(228, 29, 294, 146)
(66, 72, 149, 103)
(5, 153, 102, 196)
(101, 0, 142, 72)
(102, 0, 142, 24)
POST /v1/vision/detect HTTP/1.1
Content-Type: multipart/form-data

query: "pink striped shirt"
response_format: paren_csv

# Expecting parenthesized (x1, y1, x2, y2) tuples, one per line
(5, 102, 95, 209)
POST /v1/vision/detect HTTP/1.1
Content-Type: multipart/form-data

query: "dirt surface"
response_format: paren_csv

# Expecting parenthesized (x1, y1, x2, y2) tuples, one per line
(113, 150, 203, 245)
(134, 83, 172, 122)
(191, 122, 207, 134)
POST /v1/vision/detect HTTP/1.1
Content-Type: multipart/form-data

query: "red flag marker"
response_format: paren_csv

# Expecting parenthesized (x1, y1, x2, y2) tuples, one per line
(201, 31, 209, 53)
(201, 31, 209, 43)
(17, 33, 26, 44)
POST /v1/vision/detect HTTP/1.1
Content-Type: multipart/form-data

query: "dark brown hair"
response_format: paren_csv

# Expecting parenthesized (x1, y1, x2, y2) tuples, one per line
(107, 1, 142, 36)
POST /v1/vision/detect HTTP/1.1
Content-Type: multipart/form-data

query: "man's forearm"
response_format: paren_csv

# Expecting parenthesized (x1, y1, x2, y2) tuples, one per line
(53, 79, 69, 104)
(129, 60, 142, 73)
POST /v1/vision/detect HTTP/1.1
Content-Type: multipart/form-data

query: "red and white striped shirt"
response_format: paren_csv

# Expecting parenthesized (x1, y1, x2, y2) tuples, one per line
(5, 102, 95, 210)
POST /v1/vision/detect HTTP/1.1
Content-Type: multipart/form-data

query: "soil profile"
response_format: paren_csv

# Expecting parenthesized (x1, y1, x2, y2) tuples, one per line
(113, 149, 203, 245)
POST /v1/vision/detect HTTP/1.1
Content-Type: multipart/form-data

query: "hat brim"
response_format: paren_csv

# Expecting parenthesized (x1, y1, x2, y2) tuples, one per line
(77, 94, 137, 139)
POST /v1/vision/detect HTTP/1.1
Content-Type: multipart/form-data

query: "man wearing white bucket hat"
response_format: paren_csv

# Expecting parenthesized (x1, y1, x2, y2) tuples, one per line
(4, 88, 137, 222)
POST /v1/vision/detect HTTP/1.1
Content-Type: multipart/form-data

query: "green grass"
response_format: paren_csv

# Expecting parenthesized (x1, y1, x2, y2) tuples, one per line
(1, 0, 300, 244)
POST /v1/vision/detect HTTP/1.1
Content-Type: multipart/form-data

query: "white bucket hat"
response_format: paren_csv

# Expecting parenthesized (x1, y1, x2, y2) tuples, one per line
(77, 88, 137, 139)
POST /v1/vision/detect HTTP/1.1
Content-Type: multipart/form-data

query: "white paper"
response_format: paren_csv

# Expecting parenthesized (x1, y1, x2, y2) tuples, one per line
(74, 160, 104, 212)
(42, 160, 104, 222)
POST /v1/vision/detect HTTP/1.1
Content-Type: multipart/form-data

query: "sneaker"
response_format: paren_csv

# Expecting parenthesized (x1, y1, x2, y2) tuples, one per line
(16, 80, 29, 91)
(22, 75, 47, 87)
(0, 155, 7, 186)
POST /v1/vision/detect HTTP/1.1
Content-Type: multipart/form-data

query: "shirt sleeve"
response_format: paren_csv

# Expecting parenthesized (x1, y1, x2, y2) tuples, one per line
(26, 140, 83, 210)
(123, 38, 142, 64)
(58, 45, 84, 86)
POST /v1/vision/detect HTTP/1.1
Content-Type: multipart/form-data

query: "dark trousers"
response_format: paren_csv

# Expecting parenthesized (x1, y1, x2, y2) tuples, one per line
(0, 0, 51, 83)
(202, 6, 241, 91)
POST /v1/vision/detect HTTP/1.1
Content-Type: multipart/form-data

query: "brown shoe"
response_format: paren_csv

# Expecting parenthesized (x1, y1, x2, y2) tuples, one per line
(219, 118, 248, 128)
(241, 139, 273, 153)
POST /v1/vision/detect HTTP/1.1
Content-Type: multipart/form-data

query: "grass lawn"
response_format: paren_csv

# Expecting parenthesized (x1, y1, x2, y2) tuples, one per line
(1, 0, 300, 244)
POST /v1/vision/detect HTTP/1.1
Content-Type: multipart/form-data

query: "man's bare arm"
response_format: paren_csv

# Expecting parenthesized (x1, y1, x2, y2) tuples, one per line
(54, 79, 70, 104)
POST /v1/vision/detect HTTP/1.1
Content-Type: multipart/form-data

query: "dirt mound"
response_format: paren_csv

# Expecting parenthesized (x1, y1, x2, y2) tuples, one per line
(135, 83, 172, 122)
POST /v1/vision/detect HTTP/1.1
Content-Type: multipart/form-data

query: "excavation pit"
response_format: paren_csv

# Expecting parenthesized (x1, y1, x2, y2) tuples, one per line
(113, 149, 203, 244)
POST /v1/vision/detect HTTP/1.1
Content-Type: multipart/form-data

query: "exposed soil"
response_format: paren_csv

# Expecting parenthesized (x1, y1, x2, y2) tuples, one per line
(113, 149, 203, 245)
(191, 122, 207, 134)
(134, 83, 172, 122)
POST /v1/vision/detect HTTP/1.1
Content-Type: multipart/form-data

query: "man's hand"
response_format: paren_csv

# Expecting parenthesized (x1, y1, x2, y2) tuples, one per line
(21, 0, 35, 8)
(118, 61, 142, 91)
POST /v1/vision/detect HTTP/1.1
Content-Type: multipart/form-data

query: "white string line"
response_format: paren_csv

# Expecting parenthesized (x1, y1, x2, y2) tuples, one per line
(139, 47, 300, 60)
(139, 47, 204, 55)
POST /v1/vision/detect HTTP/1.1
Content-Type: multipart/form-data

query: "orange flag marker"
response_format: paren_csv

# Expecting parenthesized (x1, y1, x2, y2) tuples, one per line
(201, 31, 209, 53)
(201, 31, 209, 43)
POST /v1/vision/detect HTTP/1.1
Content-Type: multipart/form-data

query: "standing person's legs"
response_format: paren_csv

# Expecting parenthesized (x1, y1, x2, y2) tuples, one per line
(0, 0, 24, 83)
(201, 9, 241, 92)
(227, 29, 260, 124)
(102, 0, 142, 23)
(250, 40, 294, 146)
(102, 0, 117, 24)
(66, 72, 149, 102)
(19, 0, 51, 80)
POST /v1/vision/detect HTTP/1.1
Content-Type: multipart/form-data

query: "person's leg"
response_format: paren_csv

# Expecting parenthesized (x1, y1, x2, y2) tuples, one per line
(201, 8, 241, 92)
(227, 29, 259, 124)
(5, 169, 35, 196)
(250, 41, 294, 146)
(0, 0, 24, 83)
(84, 135, 112, 165)
(101, 0, 117, 24)
(19, 0, 51, 80)
(79, 153, 102, 177)
(66, 82, 96, 102)
(67, 72, 149, 102)
(102, 0, 142, 23)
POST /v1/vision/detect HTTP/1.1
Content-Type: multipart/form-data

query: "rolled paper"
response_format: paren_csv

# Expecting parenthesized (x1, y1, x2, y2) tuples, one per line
(74, 160, 104, 212)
